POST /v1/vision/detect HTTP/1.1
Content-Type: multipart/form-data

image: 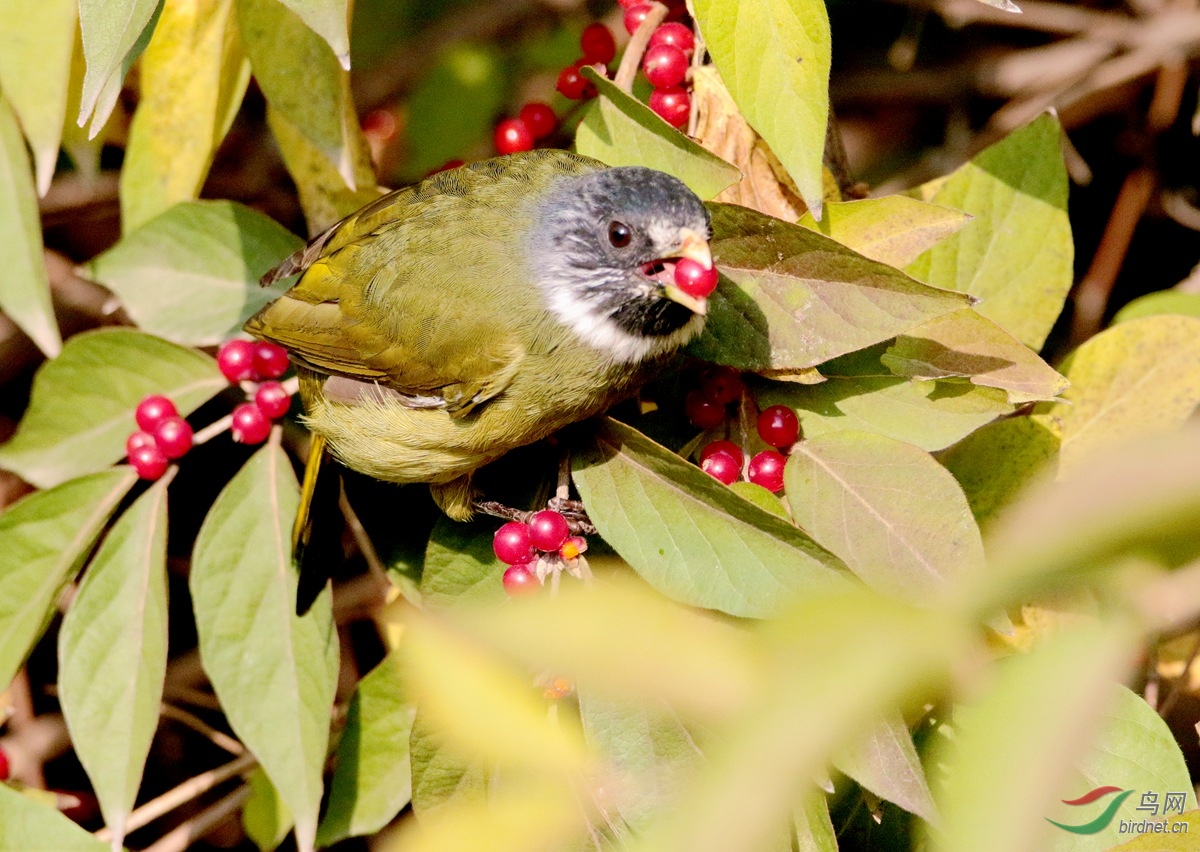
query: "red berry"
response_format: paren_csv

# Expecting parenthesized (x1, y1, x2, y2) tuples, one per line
(580, 22, 616, 64)
(701, 366, 744, 405)
(649, 22, 695, 55)
(649, 86, 691, 128)
(135, 395, 177, 433)
(674, 256, 718, 299)
(518, 102, 556, 140)
(748, 450, 787, 493)
(152, 416, 193, 460)
(218, 339, 257, 383)
(426, 159, 465, 177)
(494, 118, 534, 155)
(130, 444, 168, 480)
(685, 389, 725, 430)
(643, 44, 688, 89)
(699, 439, 744, 469)
(624, 3, 655, 35)
(253, 341, 290, 379)
(757, 405, 800, 449)
(126, 431, 157, 459)
(230, 403, 271, 444)
(528, 510, 570, 552)
(502, 564, 540, 597)
(493, 521, 534, 565)
(617, 0, 643, 8)
(556, 62, 596, 100)
(702, 450, 740, 485)
(360, 108, 398, 140)
(254, 381, 292, 420)
(0, 745, 8, 781)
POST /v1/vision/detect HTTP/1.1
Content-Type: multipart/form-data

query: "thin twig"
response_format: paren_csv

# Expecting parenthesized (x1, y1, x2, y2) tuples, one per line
(139, 784, 251, 852)
(159, 704, 245, 755)
(96, 752, 257, 842)
(614, 2, 669, 92)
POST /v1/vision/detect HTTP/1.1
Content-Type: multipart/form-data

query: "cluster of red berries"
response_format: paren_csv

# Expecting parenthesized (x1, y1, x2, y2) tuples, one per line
(126, 395, 194, 480)
(216, 340, 294, 445)
(556, 22, 616, 101)
(494, 102, 558, 155)
(621, 2, 696, 128)
(493, 510, 588, 597)
(685, 367, 800, 494)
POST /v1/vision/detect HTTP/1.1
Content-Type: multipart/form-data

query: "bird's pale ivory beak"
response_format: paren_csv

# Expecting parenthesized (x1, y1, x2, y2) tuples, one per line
(661, 227, 714, 315)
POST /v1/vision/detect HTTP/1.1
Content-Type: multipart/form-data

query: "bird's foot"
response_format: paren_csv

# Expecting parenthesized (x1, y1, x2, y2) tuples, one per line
(472, 498, 595, 536)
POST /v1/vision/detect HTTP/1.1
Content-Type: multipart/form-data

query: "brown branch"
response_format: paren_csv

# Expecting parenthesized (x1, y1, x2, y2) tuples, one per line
(139, 784, 251, 852)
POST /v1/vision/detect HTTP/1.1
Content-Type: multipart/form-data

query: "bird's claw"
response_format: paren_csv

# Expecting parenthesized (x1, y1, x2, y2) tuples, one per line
(472, 498, 596, 536)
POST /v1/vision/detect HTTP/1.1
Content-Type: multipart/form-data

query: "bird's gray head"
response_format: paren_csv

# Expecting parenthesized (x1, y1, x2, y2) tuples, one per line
(527, 166, 713, 364)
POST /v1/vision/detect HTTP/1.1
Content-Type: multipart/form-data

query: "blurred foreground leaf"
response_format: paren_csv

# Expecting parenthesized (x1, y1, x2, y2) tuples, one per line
(0, 329, 225, 488)
(0, 784, 109, 850)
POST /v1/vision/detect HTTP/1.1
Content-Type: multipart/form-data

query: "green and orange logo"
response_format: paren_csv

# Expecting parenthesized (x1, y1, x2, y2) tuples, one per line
(1046, 786, 1135, 834)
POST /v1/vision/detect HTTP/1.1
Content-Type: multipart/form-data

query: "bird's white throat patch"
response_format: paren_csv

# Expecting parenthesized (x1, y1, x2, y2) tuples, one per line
(543, 281, 705, 364)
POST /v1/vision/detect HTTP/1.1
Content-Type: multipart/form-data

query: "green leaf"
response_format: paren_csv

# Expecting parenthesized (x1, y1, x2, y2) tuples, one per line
(400, 44, 507, 183)
(728, 480, 789, 517)
(242, 768, 293, 852)
(906, 113, 1072, 350)
(574, 68, 740, 201)
(191, 443, 338, 852)
(882, 309, 1069, 404)
(276, 0, 349, 67)
(573, 419, 852, 618)
(239, 0, 361, 192)
(58, 477, 168, 848)
(78, 0, 164, 132)
(87, 201, 304, 345)
(798, 196, 970, 268)
(0, 0, 77, 195)
(1113, 290, 1200, 325)
(785, 431, 984, 601)
(755, 345, 1015, 452)
(0, 469, 136, 691)
(0, 97, 62, 357)
(316, 653, 415, 846)
(690, 203, 974, 372)
(924, 619, 1140, 852)
(119, 0, 251, 231)
(579, 689, 703, 833)
(1042, 315, 1200, 479)
(0, 783, 110, 850)
(692, 0, 831, 217)
(1044, 685, 1196, 851)
(0, 329, 226, 488)
(938, 414, 1061, 531)
(834, 712, 936, 822)
(420, 517, 506, 608)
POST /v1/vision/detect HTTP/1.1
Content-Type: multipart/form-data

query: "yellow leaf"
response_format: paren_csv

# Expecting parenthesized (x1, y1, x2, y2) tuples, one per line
(119, 0, 250, 231)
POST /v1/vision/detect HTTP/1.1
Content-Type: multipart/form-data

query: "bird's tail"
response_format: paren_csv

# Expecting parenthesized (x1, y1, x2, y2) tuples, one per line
(294, 433, 341, 615)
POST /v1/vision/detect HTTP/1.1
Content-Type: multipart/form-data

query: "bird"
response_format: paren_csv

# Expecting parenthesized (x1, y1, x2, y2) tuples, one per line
(244, 149, 713, 609)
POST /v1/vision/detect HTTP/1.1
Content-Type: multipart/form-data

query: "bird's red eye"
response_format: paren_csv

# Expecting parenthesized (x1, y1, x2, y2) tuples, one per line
(608, 221, 632, 248)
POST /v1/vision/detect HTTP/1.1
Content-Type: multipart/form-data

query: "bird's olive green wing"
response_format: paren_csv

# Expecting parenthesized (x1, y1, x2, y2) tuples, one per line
(246, 150, 605, 415)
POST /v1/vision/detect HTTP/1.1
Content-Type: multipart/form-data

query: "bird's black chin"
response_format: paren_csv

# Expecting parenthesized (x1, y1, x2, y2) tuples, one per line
(609, 294, 696, 338)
